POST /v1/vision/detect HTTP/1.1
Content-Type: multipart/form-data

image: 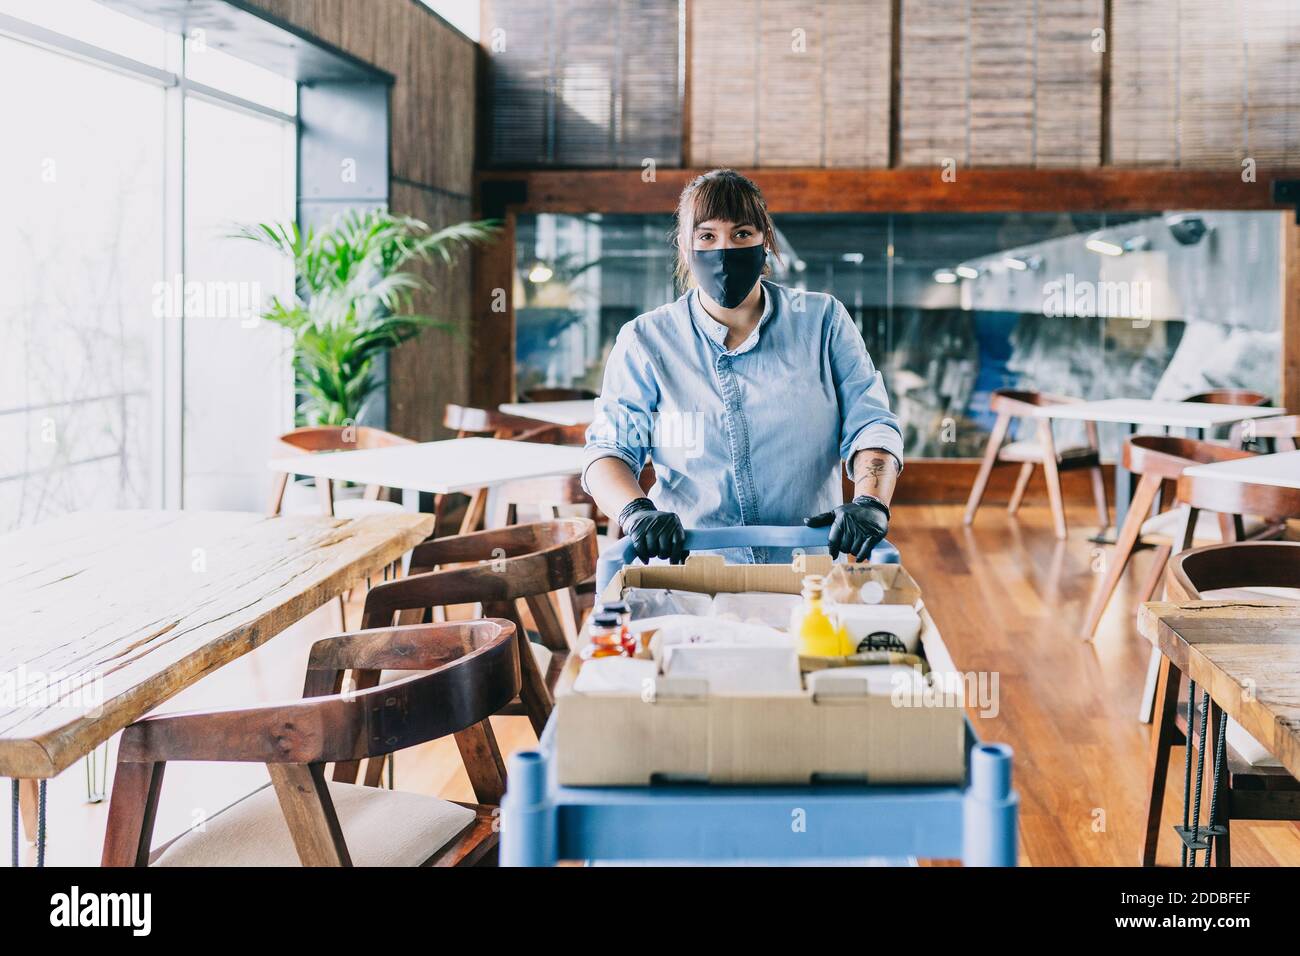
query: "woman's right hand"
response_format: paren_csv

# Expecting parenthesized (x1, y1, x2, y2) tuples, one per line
(617, 497, 688, 564)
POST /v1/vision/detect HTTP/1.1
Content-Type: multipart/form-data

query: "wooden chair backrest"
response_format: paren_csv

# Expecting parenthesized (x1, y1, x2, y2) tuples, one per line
(104, 620, 518, 867)
(276, 425, 413, 455)
(1175, 472, 1300, 523)
(1166, 542, 1300, 601)
(443, 404, 550, 438)
(989, 388, 1077, 416)
(1123, 435, 1255, 479)
(1240, 415, 1300, 450)
(359, 518, 598, 627)
(522, 387, 598, 402)
(1185, 389, 1271, 407)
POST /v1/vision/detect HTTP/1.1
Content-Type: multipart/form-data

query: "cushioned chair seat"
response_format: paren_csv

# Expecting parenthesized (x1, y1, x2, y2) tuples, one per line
(997, 440, 1097, 464)
(154, 781, 475, 867)
(1140, 505, 1267, 544)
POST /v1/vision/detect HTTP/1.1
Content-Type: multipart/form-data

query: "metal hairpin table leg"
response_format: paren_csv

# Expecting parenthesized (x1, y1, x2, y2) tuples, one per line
(1174, 686, 1225, 866)
(10, 779, 48, 868)
(36, 781, 45, 868)
(85, 743, 108, 803)
(1205, 708, 1229, 866)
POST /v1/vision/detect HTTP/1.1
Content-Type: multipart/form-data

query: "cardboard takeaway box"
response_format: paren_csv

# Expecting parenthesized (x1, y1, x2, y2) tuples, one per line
(554, 553, 967, 787)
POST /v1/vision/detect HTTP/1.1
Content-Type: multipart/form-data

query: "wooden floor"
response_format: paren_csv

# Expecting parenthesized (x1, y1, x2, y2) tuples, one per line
(7, 503, 1300, 866)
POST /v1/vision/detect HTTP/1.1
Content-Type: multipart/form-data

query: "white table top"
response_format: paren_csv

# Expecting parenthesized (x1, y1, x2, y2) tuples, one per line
(269, 436, 588, 495)
(1182, 450, 1300, 490)
(1032, 399, 1285, 429)
(498, 400, 595, 426)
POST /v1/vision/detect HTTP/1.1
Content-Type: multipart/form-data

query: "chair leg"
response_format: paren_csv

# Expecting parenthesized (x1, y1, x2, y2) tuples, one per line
(1036, 421, 1067, 540)
(963, 413, 1011, 526)
(268, 472, 290, 516)
(1082, 474, 1160, 639)
(1007, 463, 1034, 515)
(1135, 543, 1172, 605)
(1089, 465, 1109, 528)
(1140, 654, 1181, 866)
(460, 488, 488, 535)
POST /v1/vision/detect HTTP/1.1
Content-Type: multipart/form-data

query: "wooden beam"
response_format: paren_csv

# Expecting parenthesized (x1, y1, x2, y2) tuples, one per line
(470, 212, 517, 408)
(476, 167, 1300, 215)
(1284, 216, 1300, 416)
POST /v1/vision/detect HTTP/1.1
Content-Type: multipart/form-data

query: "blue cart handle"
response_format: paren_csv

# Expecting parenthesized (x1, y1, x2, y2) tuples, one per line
(595, 525, 899, 594)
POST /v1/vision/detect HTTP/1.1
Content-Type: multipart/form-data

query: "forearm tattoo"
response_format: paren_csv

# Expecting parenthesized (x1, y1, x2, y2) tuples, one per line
(853, 450, 899, 499)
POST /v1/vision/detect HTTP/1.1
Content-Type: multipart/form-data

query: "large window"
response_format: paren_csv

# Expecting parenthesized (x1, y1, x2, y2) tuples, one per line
(515, 210, 1283, 459)
(0, 2, 297, 528)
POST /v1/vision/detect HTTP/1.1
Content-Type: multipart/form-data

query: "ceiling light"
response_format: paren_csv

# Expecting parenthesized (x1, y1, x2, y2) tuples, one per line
(841, 252, 865, 265)
(1085, 233, 1124, 257)
(527, 263, 553, 283)
(933, 269, 958, 284)
(1004, 254, 1043, 271)
(955, 264, 980, 280)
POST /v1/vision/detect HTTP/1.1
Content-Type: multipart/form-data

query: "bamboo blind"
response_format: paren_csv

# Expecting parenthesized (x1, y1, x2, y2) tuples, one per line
(899, 0, 1104, 167)
(485, 0, 681, 167)
(689, 0, 893, 168)
(1111, 0, 1300, 167)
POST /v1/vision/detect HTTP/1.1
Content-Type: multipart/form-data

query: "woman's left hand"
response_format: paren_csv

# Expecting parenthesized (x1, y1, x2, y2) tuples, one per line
(804, 496, 890, 561)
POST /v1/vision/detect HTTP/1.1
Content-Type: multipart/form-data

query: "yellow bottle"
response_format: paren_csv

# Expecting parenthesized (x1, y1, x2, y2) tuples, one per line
(793, 575, 854, 657)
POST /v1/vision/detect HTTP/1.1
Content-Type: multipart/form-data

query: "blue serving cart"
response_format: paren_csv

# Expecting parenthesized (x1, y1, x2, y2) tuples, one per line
(502, 526, 1018, 867)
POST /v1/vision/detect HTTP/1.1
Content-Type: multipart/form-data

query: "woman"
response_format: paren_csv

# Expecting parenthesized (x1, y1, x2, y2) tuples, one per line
(582, 169, 902, 565)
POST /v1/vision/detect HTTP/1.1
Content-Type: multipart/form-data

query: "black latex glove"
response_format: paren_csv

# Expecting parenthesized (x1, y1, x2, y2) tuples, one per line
(804, 495, 890, 561)
(618, 497, 688, 564)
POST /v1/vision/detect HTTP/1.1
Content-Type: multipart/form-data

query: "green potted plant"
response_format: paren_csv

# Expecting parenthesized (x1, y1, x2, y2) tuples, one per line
(236, 209, 499, 426)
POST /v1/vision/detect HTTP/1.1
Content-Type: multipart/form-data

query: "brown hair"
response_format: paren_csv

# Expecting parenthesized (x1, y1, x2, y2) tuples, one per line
(672, 169, 780, 288)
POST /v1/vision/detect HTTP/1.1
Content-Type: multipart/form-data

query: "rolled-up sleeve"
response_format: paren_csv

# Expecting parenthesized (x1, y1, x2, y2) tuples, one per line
(581, 324, 658, 494)
(829, 304, 905, 470)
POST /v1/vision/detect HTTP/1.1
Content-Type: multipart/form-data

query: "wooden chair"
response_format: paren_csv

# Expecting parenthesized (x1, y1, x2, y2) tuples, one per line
(1185, 389, 1271, 407)
(1230, 414, 1299, 452)
(102, 619, 519, 867)
(268, 425, 414, 519)
(353, 519, 598, 750)
(521, 387, 598, 401)
(440, 404, 554, 534)
(1082, 437, 1272, 639)
(444, 403, 550, 439)
(1142, 541, 1300, 866)
(963, 389, 1108, 540)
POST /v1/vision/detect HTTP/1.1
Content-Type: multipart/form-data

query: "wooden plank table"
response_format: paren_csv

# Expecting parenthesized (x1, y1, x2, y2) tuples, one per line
(1138, 601, 1300, 781)
(1, 509, 432, 863)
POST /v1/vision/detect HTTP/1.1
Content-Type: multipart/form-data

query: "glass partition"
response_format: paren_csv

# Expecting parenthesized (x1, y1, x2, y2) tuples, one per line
(515, 210, 1283, 459)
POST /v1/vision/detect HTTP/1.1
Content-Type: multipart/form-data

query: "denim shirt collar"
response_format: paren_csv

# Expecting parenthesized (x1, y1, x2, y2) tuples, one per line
(687, 280, 775, 356)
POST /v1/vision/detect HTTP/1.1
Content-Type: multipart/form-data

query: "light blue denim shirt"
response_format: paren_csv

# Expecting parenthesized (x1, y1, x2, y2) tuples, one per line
(583, 280, 904, 563)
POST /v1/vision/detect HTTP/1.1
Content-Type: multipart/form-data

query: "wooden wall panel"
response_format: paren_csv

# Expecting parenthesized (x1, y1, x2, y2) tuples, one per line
(1112, 0, 1300, 168)
(248, 0, 479, 438)
(386, 184, 476, 441)
(899, 0, 1103, 167)
(691, 0, 892, 168)
(1108, 0, 1178, 165)
(483, 0, 682, 167)
(688, 0, 761, 165)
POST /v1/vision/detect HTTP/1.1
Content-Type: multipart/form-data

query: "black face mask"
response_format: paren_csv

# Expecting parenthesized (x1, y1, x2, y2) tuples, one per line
(691, 245, 766, 309)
